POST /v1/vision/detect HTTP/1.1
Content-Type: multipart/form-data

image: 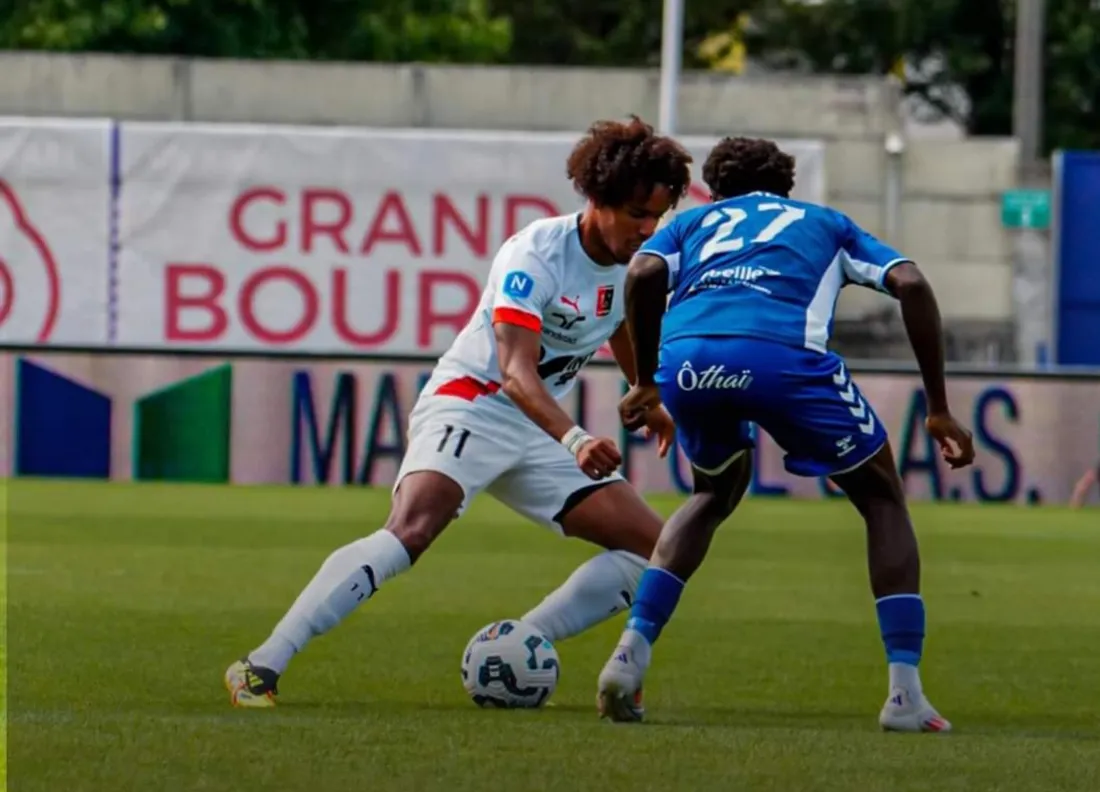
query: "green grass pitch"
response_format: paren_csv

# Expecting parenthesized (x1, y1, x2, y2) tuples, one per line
(3, 480, 1099, 792)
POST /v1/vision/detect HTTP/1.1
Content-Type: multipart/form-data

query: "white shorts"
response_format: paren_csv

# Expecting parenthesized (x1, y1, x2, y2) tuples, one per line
(393, 395, 624, 532)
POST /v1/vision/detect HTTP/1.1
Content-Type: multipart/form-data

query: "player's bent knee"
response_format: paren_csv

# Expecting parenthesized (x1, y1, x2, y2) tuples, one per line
(387, 470, 465, 561)
(385, 511, 453, 562)
(692, 449, 749, 479)
(693, 450, 752, 516)
(835, 443, 907, 513)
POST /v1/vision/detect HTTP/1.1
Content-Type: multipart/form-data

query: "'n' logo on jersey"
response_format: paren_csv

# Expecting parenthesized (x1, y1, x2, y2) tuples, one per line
(503, 271, 535, 300)
(596, 285, 614, 317)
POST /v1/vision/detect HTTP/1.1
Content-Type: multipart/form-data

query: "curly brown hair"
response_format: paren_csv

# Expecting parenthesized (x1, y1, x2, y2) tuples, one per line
(566, 116, 693, 207)
(703, 137, 796, 199)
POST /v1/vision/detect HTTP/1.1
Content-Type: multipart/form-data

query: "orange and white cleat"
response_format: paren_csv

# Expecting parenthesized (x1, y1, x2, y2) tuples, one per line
(224, 658, 280, 708)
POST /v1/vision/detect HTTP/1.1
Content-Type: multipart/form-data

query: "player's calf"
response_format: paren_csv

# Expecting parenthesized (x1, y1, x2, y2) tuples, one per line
(651, 453, 750, 578)
(598, 454, 752, 722)
(834, 445, 919, 596)
(384, 471, 466, 561)
(833, 442, 950, 733)
(227, 472, 460, 704)
(521, 481, 656, 642)
(522, 549, 645, 642)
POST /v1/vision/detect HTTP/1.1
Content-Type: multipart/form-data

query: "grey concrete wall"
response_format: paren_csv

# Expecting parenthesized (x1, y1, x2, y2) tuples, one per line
(829, 137, 1018, 327)
(0, 51, 1020, 336)
(0, 51, 899, 137)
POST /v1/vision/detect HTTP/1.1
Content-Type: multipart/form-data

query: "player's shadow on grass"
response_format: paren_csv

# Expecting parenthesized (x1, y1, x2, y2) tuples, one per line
(257, 701, 1100, 742)
(273, 699, 872, 730)
(656, 705, 1100, 741)
(661, 704, 872, 732)
(271, 698, 621, 720)
(277, 699, 562, 714)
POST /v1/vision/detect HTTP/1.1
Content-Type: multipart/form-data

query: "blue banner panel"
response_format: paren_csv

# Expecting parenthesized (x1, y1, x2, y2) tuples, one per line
(16, 358, 111, 478)
(1055, 151, 1100, 365)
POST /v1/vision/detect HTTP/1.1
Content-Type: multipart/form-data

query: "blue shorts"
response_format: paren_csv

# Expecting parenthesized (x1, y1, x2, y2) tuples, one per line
(656, 337, 888, 478)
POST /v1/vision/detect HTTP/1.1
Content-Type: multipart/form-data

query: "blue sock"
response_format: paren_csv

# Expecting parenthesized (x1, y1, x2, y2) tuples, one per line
(625, 567, 685, 645)
(875, 594, 925, 666)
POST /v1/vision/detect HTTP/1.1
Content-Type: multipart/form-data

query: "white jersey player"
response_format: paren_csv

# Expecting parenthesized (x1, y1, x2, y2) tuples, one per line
(226, 117, 695, 708)
(404, 213, 637, 517)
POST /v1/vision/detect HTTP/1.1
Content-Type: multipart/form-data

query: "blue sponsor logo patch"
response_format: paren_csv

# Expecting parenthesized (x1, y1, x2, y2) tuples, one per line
(502, 271, 535, 300)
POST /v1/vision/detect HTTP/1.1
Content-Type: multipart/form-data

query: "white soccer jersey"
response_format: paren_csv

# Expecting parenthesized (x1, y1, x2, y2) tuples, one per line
(399, 214, 628, 528)
(422, 213, 626, 411)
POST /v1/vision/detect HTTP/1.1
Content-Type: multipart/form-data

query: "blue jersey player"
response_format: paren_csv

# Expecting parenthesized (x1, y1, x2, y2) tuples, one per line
(596, 137, 975, 732)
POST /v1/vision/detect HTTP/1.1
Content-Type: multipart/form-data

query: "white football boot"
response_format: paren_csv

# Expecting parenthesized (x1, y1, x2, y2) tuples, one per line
(878, 686, 952, 732)
(596, 629, 651, 723)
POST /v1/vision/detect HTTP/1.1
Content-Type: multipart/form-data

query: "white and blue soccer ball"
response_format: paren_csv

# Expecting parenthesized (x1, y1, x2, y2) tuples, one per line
(460, 619, 560, 708)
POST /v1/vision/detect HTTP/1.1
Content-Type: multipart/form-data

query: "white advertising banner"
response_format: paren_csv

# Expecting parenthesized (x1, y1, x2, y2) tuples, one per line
(115, 123, 826, 355)
(2, 349, 1097, 506)
(0, 118, 112, 346)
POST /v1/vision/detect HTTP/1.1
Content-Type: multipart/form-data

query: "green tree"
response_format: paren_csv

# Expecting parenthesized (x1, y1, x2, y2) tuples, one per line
(487, 0, 757, 67)
(743, 0, 1100, 152)
(3, 0, 1095, 153)
(0, 0, 512, 63)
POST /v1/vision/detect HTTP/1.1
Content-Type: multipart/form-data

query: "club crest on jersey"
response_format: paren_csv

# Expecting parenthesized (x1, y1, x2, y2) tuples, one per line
(503, 271, 535, 299)
(596, 285, 614, 317)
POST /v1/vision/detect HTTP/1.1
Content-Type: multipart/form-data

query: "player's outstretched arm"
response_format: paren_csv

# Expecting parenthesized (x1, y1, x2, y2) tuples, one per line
(624, 253, 670, 387)
(884, 263, 948, 413)
(884, 262, 975, 469)
(495, 322, 622, 479)
(495, 322, 580, 442)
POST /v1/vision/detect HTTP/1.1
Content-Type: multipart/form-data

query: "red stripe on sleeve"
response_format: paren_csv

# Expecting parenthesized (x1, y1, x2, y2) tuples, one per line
(492, 307, 541, 332)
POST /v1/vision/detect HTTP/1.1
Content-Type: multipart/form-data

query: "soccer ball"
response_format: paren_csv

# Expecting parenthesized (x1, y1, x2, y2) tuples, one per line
(460, 619, 560, 708)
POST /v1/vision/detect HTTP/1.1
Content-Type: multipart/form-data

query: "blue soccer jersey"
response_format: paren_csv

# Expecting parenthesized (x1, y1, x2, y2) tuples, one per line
(641, 192, 909, 353)
(640, 192, 908, 478)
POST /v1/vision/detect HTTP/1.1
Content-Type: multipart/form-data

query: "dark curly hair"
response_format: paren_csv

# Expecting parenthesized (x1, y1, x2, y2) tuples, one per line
(566, 116, 693, 207)
(703, 137, 796, 199)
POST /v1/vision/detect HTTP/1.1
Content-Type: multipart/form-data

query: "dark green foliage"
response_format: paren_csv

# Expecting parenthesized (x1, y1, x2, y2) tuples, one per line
(0, 0, 1095, 151)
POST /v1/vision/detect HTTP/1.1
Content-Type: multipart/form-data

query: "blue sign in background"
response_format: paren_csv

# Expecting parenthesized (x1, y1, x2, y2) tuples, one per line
(1054, 150, 1100, 366)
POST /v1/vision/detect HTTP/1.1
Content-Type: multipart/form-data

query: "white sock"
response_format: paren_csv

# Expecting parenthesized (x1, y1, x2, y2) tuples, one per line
(249, 529, 411, 674)
(522, 550, 646, 642)
(617, 627, 653, 670)
(888, 662, 922, 698)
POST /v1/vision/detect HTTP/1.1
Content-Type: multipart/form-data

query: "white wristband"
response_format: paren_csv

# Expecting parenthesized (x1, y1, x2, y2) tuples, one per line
(560, 426, 593, 458)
